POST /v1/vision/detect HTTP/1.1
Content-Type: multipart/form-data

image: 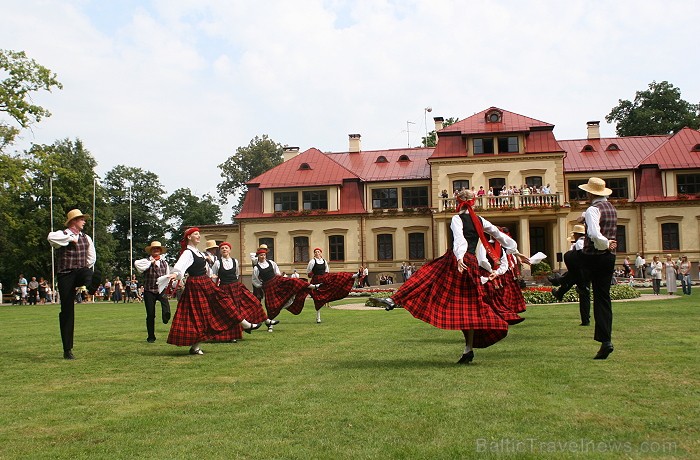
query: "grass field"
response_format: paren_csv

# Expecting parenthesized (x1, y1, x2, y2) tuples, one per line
(0, 294, 698, 459)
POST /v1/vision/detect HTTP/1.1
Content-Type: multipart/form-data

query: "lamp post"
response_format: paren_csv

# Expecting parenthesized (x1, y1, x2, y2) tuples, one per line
(424, 107, 432, 146)
(406, 121, 415, 147)
(50, 175, 55, 297)
(128, 185, 133, 280)
(92, 178, 97, 248)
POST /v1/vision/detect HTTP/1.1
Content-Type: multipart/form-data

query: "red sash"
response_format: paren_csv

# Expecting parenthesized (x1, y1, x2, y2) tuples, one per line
(467, 206, 501, 269)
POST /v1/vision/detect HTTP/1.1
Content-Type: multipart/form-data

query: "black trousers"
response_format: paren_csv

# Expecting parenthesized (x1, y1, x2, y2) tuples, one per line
(580, 251, 616, 343)
(143, 291, 171, 339)
(558, 250, 592, 324)
(57, 267, 94, 352)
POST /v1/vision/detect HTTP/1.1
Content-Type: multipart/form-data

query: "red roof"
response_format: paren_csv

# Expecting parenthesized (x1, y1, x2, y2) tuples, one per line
(328, 148, 432, 181)
(634, 166, 670, 203)
(248, 148, 358, 188)
(430, 107, 564, 159)
(560, 135, 669, 172)
(638, 128, 700, 170)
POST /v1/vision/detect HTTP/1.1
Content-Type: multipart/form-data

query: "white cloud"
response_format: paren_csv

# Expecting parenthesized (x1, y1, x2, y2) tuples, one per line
(2, 0, 699, 220)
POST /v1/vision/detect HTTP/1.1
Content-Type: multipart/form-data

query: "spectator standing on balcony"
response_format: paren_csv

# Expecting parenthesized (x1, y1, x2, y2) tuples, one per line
(477, 186, 485, 197)
(541, 183, 551, 194)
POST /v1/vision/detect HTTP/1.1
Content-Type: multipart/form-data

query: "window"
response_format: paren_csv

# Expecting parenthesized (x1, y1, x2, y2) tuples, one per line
(606, 144, 620, 151)
(529, 226, 546, 256)
(486, 110, 502, 123)
(692, 144, 700, 152)
(259, 238, 275, 261)
(377, 234, 393, 260)
(402, 186, 429, 208)
(452, 180, 469, 191)
(489, 178, 506, 196)
(376, 156, 389, 163)
(372, 188, 398, 209)
(398, 154, 411, 162)
(274, 192, 298, 211)
(615, 225, 627, 253)
(606, 178, 629, 199)
(525, 176, 543, 188)
(661, 223, 679, 251)
(299, 163, 311, 170)
(568, 179, 588, 201)
(677, 173, 700, 195)
(474, 138, 494, 154)
(581, 145, 595, 152)
(302, 190, 328, 210)
(498, 136, 519, 153)
(408, 233, 425, 260)
(329, 235, 345, 261)
(294, 236, 310, 263)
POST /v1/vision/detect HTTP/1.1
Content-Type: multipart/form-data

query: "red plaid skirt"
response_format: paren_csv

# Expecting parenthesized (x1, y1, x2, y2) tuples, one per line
(391, 251, 508, 348)
(263, 276, 311, 319)
(310, 272, 355, 310)
(479, 268, 524, 325)
(501, 271, 527, 313)
(167, 275, 246, 347)
(208, 282, 268, 342)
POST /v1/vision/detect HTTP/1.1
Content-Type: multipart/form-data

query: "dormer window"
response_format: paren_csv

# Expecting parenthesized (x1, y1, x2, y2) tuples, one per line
(606, 144, 620, 151)
(398, 154, 411, 162)
(692, 144, 700, 152)
(376, 156, 389, 163)
(485, 109, 502, 123)
(581, 145, 595, 152)
(299, 163, 311, 170)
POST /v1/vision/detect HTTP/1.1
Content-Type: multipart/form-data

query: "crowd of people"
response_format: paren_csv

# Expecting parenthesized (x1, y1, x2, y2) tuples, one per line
(440, 183, 554, 201)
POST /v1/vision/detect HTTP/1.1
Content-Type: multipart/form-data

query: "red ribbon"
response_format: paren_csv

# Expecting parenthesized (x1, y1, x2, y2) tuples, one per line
(466, 205, 500, 269)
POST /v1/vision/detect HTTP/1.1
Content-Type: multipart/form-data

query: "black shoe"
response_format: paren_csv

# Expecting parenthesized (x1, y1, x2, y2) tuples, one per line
(147, 337, 156, 343)
(162, 310, 171, 324)
(378, 298, 396, 311)
(244, 323, 262, 334)
(457, 350, 474, 364)
(579, 322, 590, 326)
(547, 274, 562, 286)
(266, 319, 280, 326)
(189, 347, 203, 355)
(63, 351, 75, 360)
(594, 342, 614, 360)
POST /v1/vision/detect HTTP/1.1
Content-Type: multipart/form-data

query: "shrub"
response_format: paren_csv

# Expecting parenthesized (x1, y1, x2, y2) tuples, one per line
(522, 283, 641, 304)
(531, 261, 552, 275)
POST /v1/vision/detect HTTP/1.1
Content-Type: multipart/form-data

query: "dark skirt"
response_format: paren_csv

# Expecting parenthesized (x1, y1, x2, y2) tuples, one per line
(391, 251, 509, 348)
(480, 268, 524, 325)
(500, 270, 527, 314)
(207, 282, 268, 342)
(166, 275, 245, 347)
(310, 272, 355, 310)
(262, 276, 310, 319)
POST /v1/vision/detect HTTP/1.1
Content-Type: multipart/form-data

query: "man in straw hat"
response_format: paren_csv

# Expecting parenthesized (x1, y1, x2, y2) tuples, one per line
(48, 208, 98, 360)
(135, 241, 172, 343)
(576, 177, 618, 359)
(550, 224, 591, 326)
(204, 239, 219, 268)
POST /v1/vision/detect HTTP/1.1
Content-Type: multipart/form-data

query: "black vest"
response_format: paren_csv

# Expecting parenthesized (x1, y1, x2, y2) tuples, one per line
(458, 213, 480, 255)
(311, 258, 327, 276)
(185, 249, 207, 277)
(217, 257, 238, 285)
(258, 262, 276, 283)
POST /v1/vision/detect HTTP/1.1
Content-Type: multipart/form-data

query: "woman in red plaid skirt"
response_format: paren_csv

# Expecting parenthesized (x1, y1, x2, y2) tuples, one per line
(498, 228, 527, 314)
(208, 242, 279, 343)
(306, 247, 359, 323)
(166, 229, 262, 355)
(476, 235, 525, 324)
(251, 247, 320, 332)
(378, 190, 530, 364)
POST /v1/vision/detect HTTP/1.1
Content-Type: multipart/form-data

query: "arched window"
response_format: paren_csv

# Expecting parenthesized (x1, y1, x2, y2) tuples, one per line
(605, 144, 620, 151)
(299, 163, 311, 170)
(376, 156, 389, 163)
(581, 145, 595, 152)
(398, 154, 411, 162)
(294, 236, 310, 263)
(692, 144, 700, 152)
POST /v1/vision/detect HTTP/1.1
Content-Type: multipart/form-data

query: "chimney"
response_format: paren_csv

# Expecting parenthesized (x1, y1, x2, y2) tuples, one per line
(283, 146, 300, 162)
(434, 116, 444, 132)
(587, 121, 601, 140)
(349, 134, 361, 153)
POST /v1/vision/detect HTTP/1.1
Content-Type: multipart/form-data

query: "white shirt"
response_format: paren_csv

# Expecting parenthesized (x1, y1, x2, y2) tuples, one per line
(47, 229, 97, 268)
(172, 245, 210, 279)
(450, 212, 518, 262)
(211, 257, 240, 278)
(252, 259, 281, 288)
(569, 236, 585, 251)
(476, 242, 509, 275)
(307, 257, 329, 276)
(134, 256, 171, 275)
(584, 197, 612, 251)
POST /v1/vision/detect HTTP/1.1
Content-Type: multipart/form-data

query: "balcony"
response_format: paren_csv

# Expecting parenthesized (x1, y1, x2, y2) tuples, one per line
(439, 193, 564, 212)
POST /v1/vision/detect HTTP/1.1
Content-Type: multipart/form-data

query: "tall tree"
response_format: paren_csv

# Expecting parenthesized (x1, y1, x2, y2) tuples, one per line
(0, 49, 63, 150)
(163, 188, 222, 263)
(102, 166, 167, 278)
(422, 117, 459, 147)
(217, 135, 283, 219)
(606, 81, 700, 136)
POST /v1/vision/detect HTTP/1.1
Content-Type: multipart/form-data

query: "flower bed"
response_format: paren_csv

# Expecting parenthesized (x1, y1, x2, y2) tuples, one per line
(348, 288, 396, 297)
(522, 284, 641, 304)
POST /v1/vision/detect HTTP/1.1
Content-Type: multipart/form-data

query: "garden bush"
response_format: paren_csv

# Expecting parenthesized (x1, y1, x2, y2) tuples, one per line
(522, 283, 641, 304)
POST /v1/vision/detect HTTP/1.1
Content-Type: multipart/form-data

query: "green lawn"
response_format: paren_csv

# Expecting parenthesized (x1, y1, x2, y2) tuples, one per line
(0, 294, 698, 459)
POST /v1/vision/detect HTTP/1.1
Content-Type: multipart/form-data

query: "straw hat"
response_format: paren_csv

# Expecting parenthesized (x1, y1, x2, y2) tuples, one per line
(64, 209, 89, 226)
(144, 241, 167, 254)
(205, 240, 218, 250)
(577, 177, 612, 196)
(571, 224, 586, 235)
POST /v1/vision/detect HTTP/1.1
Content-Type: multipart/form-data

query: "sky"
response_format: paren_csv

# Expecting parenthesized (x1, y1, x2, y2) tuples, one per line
(2, 0, 699, 221)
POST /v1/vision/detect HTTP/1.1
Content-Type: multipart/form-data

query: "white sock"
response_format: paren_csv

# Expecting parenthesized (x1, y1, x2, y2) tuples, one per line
(191, 342, 201, 350)
(265, 319, 272, 326)
(316, 310, 321, 322)
(240, 319, 252, 329)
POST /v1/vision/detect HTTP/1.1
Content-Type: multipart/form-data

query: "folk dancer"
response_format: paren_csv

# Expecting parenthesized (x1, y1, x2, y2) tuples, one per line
(134, 241, 172, 343)
(306, 247, 358, 323)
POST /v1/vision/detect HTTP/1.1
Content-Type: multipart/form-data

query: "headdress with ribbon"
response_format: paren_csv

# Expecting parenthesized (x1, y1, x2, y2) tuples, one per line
(180, 227, 200, 255)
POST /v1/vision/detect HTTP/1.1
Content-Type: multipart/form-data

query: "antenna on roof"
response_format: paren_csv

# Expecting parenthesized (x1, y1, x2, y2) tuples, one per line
(406, 121, 415, 147)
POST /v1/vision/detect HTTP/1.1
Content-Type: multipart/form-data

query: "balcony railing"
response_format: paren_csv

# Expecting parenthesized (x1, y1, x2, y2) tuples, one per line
(439, 193, 563, 212)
